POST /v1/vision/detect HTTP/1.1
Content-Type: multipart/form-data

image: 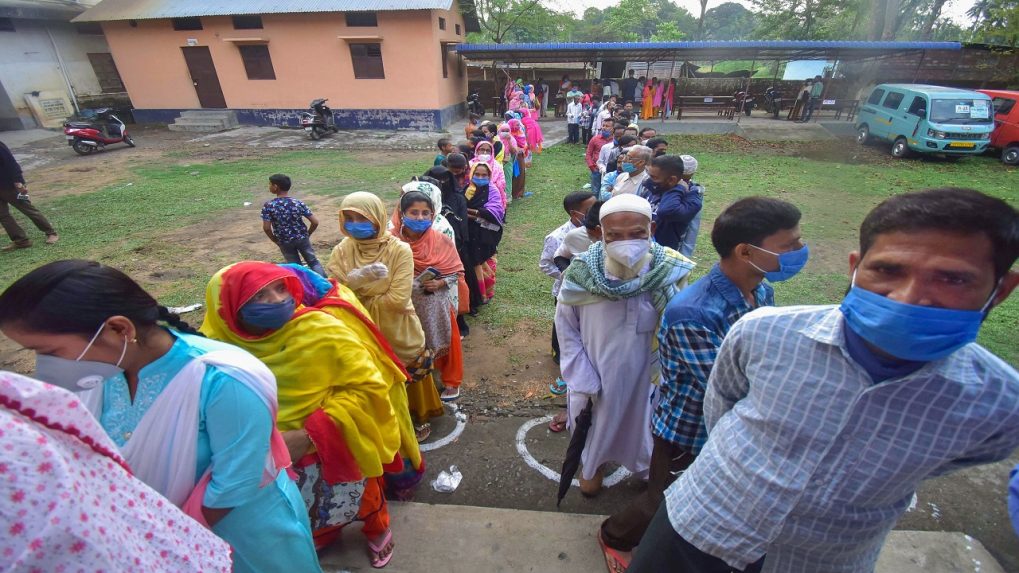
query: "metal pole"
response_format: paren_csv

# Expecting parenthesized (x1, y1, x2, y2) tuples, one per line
(45, 23, 80, 114)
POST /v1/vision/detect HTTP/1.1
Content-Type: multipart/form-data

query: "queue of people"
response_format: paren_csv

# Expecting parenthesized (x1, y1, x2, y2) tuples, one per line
(538, 134, 1019, 572)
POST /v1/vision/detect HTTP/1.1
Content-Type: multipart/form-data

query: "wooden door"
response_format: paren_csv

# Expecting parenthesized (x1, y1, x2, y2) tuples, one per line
(181, 47, 226, 108)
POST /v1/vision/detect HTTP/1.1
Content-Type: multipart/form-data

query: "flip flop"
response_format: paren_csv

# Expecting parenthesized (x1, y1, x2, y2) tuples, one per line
(367, 529, 394, 568)
(549, 377, 567, 396)
(440, 387, 460, 402)
(597, 530, 631, 573)
(414, 423, 431, 442)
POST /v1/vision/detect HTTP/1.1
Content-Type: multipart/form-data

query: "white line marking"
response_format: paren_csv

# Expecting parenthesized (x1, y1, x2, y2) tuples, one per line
(420, 402, 467, 452)
(515, 415, 631, 487)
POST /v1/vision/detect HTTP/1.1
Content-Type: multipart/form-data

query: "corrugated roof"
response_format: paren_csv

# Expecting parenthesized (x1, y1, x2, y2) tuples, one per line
(1, 0, 87, 20)
(74, 0, 456, 22)
(455, 41, 963, 63)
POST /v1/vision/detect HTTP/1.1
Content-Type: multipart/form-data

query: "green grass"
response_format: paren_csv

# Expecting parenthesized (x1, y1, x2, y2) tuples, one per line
(3, 137, 1016, 366)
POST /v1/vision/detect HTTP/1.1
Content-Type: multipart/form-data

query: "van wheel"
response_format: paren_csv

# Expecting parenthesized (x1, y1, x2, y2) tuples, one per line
(891, 137, 910, 158)
(1003, 145, 1019, 165)
(856, 125, 870, 145)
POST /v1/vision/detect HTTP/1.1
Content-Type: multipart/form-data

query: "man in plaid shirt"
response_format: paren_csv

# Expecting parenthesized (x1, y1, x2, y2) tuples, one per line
(599, 197, 805, 568)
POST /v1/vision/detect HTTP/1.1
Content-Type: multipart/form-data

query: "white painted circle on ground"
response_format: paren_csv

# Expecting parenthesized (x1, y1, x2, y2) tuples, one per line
(515, 415, 631, 488)
(419, 402, 467, 452)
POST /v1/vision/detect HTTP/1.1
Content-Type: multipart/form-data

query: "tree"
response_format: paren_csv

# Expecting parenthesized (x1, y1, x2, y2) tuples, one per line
(469, 0, 544, 43)
(605, 0, 658, 40)
(651, 21, 686, 40)
(702, 2, 757, 40)
(969, 0, 1019, 46)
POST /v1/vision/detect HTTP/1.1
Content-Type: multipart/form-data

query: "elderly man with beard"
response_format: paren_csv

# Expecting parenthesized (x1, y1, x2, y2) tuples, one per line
(555, 194, 695, 496)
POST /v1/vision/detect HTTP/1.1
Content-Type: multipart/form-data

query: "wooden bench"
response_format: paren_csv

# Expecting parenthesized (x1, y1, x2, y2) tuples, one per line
(676, 96, 736, 120)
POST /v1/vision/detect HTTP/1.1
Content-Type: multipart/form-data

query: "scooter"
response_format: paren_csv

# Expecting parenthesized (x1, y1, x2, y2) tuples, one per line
(467, 90, 485, 116)
(763, 87, 782, 119)
(63, 108, 134, 155)
(734, 91, 754, 116)
(299, 98, 338, 140)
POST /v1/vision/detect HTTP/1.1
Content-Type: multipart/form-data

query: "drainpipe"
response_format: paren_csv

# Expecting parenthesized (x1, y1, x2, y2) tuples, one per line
(44, 23, 80, 114)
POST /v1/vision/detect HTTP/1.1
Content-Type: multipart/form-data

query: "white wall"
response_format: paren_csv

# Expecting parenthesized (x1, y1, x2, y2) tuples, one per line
(0, 18, 113, 129)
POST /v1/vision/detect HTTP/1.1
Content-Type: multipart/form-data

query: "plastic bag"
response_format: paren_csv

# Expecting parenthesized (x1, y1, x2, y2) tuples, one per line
(431, 465, 463, 493)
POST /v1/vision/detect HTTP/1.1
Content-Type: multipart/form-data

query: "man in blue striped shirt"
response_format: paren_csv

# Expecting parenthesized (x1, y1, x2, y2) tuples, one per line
(631, 188, 1019, 573)
(598, 197, 805, 568)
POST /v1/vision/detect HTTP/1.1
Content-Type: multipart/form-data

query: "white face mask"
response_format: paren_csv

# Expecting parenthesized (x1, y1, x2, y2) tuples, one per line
(477, 153, 492, 162)
(605, 239, 650, 268)
(35, 322, 127, 392)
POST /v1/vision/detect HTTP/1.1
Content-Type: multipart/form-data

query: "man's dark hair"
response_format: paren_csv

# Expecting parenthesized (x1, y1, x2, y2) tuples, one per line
(617, 135, 638, 148)
(613, 125, 626, 135)
(457, 143, 474, 159)
(712, 197, 802, 257)
(860, 188, 1019, 279)
(645, 137, 668, 150)
(651, 154, 685, 179)
(471, 129, 486, 138)
(482, 123, 498, 136)
(639, 127, 655, 137)
(269, 173, 291, 192)
(436, 137, 451, 150)
(624, 100, 634, 106)
(585, 201, 604, 230)
(601, 117, 615, 127)
(444, 153, 468, 168)
(563, 191, 595, 214)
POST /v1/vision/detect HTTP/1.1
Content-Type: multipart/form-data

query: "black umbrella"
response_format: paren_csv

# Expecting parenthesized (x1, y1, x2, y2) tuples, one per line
(556, 398, 593, 507)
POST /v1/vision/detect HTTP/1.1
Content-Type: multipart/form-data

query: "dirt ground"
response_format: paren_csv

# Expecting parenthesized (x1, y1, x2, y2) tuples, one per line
(4, 125, 1019, 571)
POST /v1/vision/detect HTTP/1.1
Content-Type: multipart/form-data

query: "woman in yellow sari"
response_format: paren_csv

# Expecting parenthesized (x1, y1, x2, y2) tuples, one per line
(202, 261, 424, 568)
(326, 192, 444, 438)
(640, 78, 656, 121)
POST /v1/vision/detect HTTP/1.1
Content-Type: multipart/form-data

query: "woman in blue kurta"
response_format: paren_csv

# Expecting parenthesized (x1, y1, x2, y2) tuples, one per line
(0, 260, 321, 573)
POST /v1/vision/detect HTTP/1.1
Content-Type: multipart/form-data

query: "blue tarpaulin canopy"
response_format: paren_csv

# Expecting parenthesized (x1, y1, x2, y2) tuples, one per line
(455, 40, 962, 64)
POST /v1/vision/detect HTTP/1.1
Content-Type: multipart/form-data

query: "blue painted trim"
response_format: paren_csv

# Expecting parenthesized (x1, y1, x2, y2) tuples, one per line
(133, 103, 465, 131)
(455, 40, 963, 52)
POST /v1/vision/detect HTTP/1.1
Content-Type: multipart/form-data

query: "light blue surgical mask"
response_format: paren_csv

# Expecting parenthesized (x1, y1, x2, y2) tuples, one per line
(840, 271, 998, 362)
(748, 244, 809, 282)
(621, 162, 636, 173)
(472, 177, 489, 186)
(240, 298, 296, 331)
(344, 221, 376, 240)
(402, 216, 433, 234)
(34, 322, 127, 392)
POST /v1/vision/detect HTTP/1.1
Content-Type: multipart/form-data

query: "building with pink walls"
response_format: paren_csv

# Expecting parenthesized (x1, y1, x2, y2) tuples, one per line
(73, 0, 478, 130)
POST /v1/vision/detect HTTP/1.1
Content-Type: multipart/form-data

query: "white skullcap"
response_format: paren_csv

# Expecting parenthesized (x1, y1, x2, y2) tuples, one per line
(680, 154, 698, 176)
(600, 193, 652, 222)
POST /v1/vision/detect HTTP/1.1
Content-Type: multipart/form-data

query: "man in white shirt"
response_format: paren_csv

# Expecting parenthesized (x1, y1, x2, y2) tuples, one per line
(612, 145, 652, 196)
(597, 126, 626, 174)
(566, 95, 583, 144)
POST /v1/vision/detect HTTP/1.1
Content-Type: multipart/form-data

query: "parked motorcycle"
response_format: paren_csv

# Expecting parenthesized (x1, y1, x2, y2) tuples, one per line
(299, 98, 338, 140)
(734, 91, 754, 116)
(763, 87, 783, 119)
(63, 108, 134, 155)
(467, 90, 484, 116)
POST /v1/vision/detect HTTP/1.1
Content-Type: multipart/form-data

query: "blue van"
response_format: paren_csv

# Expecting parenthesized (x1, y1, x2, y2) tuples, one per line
(855, 84, 994, 158)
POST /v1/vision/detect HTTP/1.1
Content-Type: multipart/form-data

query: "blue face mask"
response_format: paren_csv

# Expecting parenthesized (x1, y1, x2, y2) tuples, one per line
(621, 162, 636, 173)
(402, 216, 433, 233)
(240, 298, 296, 331)
(472, 177, 490, 186)
(748, 244, 809, 282)
(840, 272, 997, 362)
(600, 129, 613, 138)
(344, 221, 376, 240)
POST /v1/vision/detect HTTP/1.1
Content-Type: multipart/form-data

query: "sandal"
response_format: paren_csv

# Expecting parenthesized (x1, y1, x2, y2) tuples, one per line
(367, 529, 394, 568)
(414, 423, 431, 442)
(597, 530, 631, 573)
(549, 377, 567, 396)
(440, 387, 460, 402)
(548, 411, 567, 433)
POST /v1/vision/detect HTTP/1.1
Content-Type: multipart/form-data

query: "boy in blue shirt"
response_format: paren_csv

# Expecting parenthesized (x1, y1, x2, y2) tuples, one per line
(261, 174, 326, 277)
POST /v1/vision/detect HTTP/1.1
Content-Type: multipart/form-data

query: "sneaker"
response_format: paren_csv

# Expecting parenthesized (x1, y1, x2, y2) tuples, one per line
(45, 234, 59, 245)
(2, 240, 31, 252)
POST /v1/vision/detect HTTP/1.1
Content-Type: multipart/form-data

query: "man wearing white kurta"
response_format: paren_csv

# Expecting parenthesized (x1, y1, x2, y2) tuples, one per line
(612, 145, 652, 197)
(556, 195, 695, 495)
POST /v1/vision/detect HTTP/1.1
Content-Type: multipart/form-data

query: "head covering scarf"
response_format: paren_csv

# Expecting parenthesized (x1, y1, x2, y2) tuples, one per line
(522, 108, 544, 154)
(470, 140, 506, 203)
(201, 262, 413, 482)
(392, 203, 465, 278)
(333, 191, 395, 267)
(394, 181, 455, 244)
(0, 372, 233, 572)
(465, 163, 506, 224)
(497, 123, 518, 158)
(507, 118, 528, 151)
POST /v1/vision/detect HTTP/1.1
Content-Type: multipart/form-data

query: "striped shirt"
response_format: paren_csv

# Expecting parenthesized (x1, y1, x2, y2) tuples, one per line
(665, 305, 1019, 572)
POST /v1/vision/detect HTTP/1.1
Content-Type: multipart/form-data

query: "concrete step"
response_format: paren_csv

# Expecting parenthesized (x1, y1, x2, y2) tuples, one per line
(318, 502, 1005, 572)
(178, 110, 237, 121)
(170, 117, 234, 127)
(167, 122, 232, 132)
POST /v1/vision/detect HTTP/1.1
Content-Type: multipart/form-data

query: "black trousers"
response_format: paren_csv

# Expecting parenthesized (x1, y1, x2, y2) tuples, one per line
(567, 123, 580, 143)
(601, 436, 693, 551)
(629, 503, 766, 573)
(551, 297, 560, 362)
